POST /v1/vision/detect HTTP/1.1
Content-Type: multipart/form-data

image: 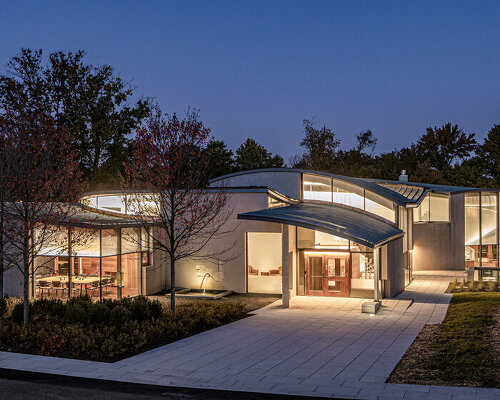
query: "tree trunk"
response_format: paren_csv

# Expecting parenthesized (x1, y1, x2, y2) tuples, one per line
(23, 258, 30, 324)
(170, 258, 175, 314)
(0, 200, 4, 298)
(23, 236, 30, 325)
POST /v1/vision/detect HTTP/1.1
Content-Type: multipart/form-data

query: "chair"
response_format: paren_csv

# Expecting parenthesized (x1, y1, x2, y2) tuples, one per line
(51, 281, 66, 297)
(248, 265, 259, 275)
(37, 280, 51, 297)
(79, 273, 87, 279)
(86, 281, 100, 297)
(66, 282, 79, 296)
(89, 274, 98, 278)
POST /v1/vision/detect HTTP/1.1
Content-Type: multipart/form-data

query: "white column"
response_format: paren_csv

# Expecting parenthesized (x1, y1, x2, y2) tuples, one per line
(282, 224, 290, 308)
(374, 246, 380, 302)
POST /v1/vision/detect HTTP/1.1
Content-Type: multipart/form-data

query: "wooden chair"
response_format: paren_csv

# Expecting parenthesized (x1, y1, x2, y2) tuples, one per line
(37, 280, 51, 297)
(51, 281, 66, 297)
(86, 281, 100, 297)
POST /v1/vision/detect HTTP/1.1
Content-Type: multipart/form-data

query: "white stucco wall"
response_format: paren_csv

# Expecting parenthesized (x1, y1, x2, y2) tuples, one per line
(162, 191, 282, 293)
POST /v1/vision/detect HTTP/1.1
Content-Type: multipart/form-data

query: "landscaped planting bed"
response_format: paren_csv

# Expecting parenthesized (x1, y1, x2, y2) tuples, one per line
(0, 296, 247, 362)
(389, 292, 500, 388)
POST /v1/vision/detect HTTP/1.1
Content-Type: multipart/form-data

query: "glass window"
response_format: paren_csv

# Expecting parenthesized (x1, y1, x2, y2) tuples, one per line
(332, 180, 364, 209)
(121, 253, 140, 297)
(101, 229, 119, 256)
(121, 228, 140, 254)
(247, 232, 282, 294)
(465, 193, 480, 245)
(303, 174, 332, 202)
(97, 195, 126, 213)
(429, 194, 450, 221)
(413, 195, 430, 222)
(314, 231, 349, 249)
(72, 228, 100, 257)
(481, 193, 497, 245)
(365, 191, 395, 222)
(37, 226, 68, 256)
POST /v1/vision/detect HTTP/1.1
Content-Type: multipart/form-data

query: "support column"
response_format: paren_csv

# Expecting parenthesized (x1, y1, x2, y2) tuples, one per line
(374, 246, 380, 302)
(362, 246, 381, 314)
(282, 224, 290, 308)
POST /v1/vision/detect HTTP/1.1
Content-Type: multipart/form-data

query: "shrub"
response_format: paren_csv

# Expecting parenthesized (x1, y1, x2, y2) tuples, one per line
(12, 302, 26, 323)
(0, 296, 248, 362)
(127, 296, 151, 323)
(488, 281, 497, 292)
(477, 280, 485, 291)
(0, 297, 6, 317)
(110, 305, 132, 327)
(449, 278, 458, 292)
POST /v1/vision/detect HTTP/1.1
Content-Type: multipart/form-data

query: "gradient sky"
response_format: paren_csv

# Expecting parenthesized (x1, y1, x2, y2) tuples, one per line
(1, 1, 499, 162)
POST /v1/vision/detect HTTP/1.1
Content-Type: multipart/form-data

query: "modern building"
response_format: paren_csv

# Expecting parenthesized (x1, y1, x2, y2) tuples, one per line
(4, 168, 499, 304)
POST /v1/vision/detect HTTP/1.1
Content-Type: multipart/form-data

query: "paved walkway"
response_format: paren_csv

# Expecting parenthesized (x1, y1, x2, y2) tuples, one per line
(1, 271, 499, 399)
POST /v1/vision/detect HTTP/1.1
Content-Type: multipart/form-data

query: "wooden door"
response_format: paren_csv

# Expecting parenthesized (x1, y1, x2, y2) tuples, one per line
(305, 253, 350, 297)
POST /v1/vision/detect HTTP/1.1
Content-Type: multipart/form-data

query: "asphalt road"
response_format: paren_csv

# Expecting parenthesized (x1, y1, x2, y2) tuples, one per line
(0, 369, 327, 400)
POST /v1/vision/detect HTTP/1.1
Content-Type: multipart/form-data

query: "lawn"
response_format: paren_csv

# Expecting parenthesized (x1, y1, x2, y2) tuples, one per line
(0, 296, 248, 362)
(389, 292, 500, 388)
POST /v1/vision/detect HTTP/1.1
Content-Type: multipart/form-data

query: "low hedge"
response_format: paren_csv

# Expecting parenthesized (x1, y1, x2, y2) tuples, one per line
(0, 296, 247, 362)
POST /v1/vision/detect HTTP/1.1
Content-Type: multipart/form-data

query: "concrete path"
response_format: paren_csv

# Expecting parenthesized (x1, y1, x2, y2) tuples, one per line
(1, 271, 498, 399)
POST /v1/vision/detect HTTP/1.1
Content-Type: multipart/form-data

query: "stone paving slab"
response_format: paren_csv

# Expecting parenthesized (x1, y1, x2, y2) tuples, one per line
(1, 272, 499, 399)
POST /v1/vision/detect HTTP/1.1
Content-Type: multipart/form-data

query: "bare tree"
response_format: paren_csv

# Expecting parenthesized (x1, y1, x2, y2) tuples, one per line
(0, 102, 86, 323)
(122, 108, 235, 313)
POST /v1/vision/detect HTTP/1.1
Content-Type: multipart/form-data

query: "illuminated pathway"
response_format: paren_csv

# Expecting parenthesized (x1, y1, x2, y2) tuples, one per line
(1, 271, 498, 399)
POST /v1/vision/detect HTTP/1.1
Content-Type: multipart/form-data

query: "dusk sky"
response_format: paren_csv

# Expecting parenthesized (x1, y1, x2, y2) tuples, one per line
(1, 0, 499, 162)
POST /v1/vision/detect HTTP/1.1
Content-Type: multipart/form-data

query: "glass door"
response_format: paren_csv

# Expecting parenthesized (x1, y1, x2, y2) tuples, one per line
(325, 255, 350, 297)
(305, 253, 350, 297)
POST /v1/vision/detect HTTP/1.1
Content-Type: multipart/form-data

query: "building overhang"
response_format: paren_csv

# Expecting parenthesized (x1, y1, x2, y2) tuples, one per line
(238, 202, 404, 249)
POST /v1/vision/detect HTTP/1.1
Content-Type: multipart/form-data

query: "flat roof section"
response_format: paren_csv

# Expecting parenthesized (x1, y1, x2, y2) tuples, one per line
(238, 202, 404, 248)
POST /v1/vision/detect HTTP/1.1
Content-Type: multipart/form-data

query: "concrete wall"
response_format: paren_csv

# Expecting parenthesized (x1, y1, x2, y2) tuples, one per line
(413, 193, 465, 271)
(4, 267, 23, 297)
(162, 191, 282, 293)
(381, 238, 405, 298)
(211, 170, 302, 200)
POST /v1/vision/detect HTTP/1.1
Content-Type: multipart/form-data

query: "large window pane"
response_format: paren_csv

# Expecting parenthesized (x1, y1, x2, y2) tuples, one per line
(247, 232, 282, 294)
(72, 228, 100, 257)
(332, 180, 364, 209)
(465, 193, 480, 245)
(314, 231, 349, 249)
(101, 229, 118, 256)
(121, 253, 140, 297)
(481, 192, 497, 245)
(303, 174, 332, 201)
(365, 191, 395, 222)
(413, 195, 430, 222)
(429, 194, 450, 222)
(121, 228, 140, 254)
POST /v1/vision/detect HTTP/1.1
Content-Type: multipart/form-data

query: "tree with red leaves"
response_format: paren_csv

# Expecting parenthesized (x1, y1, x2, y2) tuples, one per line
(122, 108, 234, 313)
(0, 102, 86, 323)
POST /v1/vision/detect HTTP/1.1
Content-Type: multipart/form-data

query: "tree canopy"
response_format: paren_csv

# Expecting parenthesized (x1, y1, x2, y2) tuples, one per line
(0, 48, 150, 188)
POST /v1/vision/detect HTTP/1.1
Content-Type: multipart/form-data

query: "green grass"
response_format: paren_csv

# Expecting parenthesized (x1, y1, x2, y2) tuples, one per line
(426, 292, 500, 387)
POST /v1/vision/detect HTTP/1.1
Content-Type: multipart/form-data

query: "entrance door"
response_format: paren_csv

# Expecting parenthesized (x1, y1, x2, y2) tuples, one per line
(305, 253, 350, 297)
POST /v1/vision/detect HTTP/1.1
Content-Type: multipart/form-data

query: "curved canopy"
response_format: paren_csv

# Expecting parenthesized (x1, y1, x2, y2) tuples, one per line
(238, 202, 404, 248)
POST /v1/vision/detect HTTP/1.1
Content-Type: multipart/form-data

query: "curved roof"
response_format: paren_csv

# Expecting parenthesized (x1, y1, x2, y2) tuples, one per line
(210, 168, 427, 207)
(238, 202, 404, 248)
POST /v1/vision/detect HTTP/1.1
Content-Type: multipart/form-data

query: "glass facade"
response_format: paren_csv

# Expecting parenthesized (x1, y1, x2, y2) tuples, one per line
(302, 173, 396, 222)
(296, 227, 374, 298)
(34, 226, 149, 299)
(413, 193, 450, 222)
(247, 232, 282, 294)
(465, 192, 499, 280)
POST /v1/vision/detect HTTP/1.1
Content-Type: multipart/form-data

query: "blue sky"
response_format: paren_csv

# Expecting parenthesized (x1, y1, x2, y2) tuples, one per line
(1, 1, 499, 162)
